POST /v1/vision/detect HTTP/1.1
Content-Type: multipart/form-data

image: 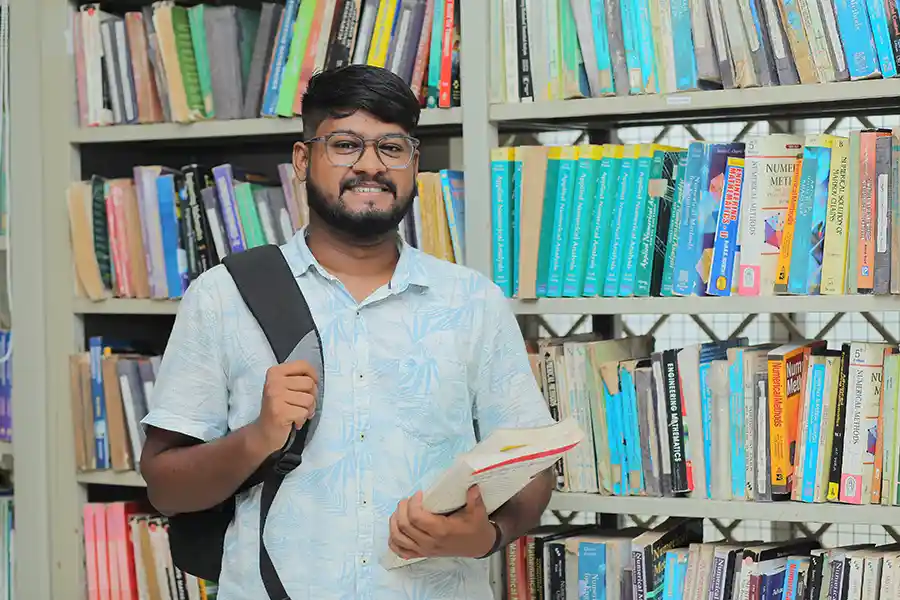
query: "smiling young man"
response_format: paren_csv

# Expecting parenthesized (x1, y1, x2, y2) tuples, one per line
(138, 64, 555, 600)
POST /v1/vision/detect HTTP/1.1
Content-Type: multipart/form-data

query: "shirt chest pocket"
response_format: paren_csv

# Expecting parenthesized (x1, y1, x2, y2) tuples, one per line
(384, 353, 475, 448)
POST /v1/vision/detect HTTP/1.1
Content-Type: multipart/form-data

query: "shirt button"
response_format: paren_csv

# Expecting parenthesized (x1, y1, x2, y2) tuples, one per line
(361, 558, 368, 565)
(359, 432, 366, 441)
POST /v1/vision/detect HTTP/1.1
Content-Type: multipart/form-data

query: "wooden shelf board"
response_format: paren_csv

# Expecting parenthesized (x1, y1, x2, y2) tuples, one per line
(73, 298, 180, 315)
(549, 492, 900, 526)
(69, 107, 463, 144)
(76, 471, 146, 487)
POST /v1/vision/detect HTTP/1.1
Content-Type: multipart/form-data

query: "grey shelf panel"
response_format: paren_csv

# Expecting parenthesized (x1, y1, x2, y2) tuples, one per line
(73, 298, 180, 315)
(76, 470, 146, 487)
(73, 294, 900, 316)
(548, 492, 900, 526)
(69, 107, 463, 144)
(491, 79, 900, 126)
(513, 295, 900, 315)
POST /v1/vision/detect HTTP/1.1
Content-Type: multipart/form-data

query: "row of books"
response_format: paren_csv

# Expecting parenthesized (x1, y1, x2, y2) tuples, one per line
(492, 0, 900, 106)
(66, 160, 466, 302)
(502, 519, 900, 600)
(83, 501, 215, 600)
(70, 337, 156, 473)
(532, 333, 900, 507)
(74, 0, 460, 128)
(490, 129, 900, 300)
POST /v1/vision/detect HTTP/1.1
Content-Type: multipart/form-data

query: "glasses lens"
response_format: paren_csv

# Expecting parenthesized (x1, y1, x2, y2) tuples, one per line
(324, 134, 364, 166)
(377, 136, 414, 168)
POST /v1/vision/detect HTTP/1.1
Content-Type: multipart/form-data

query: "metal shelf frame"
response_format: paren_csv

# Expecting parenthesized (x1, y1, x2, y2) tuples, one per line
(12, 0, 900, 599)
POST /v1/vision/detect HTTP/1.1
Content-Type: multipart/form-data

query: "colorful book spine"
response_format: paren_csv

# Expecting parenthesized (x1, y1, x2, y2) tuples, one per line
(490, 147, 515, 296)
(669, 0, 697, 90)
(729, 347, 747, 499)
(583, 145, 623, 296)
(546, 148, 579, 297)
(801, 361, 827, 502)
(832, 0, 881, 79)
(563, 146, 603, 297)
(589, 0, 616, 95)
(604, 146, 639, 296)
(864, 0, 897, 77)
(671, 141, 707, 296)
(635, 149, 667, 296)
(706, 157, 744, 296)
(619, 146, 653, 297)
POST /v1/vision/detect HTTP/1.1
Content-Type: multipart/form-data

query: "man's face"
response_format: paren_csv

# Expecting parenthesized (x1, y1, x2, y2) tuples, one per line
(293, 110, 419, 241)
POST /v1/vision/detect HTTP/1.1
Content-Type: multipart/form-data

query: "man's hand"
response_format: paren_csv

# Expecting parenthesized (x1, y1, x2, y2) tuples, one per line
(250, 360, 319, 455)
(388, 485, 498, 560)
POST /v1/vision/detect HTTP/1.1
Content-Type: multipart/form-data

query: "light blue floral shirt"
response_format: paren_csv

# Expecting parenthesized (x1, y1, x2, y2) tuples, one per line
(141, 229, 554, 600)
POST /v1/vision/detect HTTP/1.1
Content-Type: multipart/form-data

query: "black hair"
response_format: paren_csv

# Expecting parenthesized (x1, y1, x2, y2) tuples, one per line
(300, 65, 421, 139)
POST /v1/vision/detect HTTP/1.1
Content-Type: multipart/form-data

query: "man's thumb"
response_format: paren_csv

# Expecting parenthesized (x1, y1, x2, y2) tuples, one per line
(467, 484, 484, 508)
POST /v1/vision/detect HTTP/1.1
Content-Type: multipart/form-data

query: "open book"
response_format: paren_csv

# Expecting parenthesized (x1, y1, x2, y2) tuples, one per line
(380, 417, 584, 569)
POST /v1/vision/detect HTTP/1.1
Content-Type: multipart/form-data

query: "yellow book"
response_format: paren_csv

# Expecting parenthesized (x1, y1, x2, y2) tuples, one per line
(773, 153, 804, 293)
(366, 0, 398, 67)
(820, 137, 851, 294)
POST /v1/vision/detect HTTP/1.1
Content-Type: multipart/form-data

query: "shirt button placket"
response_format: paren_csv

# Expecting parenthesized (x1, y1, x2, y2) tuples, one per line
(354, 307, 374, 596)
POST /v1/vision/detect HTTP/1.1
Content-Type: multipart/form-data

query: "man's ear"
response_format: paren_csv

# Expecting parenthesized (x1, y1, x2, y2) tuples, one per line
(292, 142, 309, 182)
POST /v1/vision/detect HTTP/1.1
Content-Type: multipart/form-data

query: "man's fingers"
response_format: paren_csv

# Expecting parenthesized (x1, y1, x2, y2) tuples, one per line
(465, 485, 486, 513)
(281, 376, 318, 394)
(278, 360, 319, 381)
(280, 391, 317, 410)
(390, 511, 423, 558)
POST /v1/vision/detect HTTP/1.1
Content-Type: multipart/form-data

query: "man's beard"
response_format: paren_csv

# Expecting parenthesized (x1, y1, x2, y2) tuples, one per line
(305, 172, 414, 242)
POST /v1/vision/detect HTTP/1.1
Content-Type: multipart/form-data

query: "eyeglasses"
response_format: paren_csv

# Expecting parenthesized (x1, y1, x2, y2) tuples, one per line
(304, 132, 420, 170)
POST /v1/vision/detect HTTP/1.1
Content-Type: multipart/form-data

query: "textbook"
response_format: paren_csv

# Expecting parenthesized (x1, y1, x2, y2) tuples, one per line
(381, 417, 584, 569)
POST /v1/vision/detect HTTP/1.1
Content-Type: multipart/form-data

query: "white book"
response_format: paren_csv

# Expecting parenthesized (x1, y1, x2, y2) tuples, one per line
(840, 342, 895, 504)
(380, 416, 584, 569)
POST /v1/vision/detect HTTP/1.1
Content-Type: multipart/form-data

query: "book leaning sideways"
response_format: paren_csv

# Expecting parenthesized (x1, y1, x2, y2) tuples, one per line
(381, 417, 585, 569)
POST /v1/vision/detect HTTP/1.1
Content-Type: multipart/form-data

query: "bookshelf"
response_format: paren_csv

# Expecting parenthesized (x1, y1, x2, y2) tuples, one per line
(12, 0, 900, 599)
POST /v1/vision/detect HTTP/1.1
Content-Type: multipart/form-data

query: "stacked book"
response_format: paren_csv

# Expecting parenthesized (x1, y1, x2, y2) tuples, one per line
(492, 0, 900, 104)
(492, 129, 900, 299)
(74, 0, 460, 127)
(66, 165, 465, 302)
(531, 334, 900, 507)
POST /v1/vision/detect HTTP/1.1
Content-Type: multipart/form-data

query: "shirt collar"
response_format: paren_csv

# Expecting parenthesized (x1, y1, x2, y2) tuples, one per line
(285, 227, 430, 291)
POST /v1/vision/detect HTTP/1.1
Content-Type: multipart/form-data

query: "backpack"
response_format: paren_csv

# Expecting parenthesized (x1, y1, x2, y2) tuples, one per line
(166, 244, 323, 600)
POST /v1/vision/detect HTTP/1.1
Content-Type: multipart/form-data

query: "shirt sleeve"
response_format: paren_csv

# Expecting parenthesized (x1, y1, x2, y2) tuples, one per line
(470, 281, 555, 440)
(140, 270, 229, 442)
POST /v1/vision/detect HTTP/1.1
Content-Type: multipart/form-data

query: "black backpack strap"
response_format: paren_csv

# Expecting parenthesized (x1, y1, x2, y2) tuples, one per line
(222, 244, 323, 600)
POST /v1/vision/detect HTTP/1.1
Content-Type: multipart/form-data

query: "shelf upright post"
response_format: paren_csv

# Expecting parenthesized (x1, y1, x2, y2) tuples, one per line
(460, 0, 496, 278)
(8, 0, 54, 596)
(38, 0, 88, 598)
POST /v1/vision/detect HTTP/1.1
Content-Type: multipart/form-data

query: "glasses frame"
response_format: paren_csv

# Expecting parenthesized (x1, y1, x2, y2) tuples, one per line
(304, 132, 421, 170)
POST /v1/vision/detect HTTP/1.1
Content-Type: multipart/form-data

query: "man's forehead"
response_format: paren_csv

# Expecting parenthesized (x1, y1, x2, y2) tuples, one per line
(316, 110, 407, 137)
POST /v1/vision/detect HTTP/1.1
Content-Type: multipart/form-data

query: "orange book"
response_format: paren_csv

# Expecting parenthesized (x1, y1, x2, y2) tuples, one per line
(768, 344, 808, 497)
(773, 154, 805, 293)
(856, 129, 891, 292)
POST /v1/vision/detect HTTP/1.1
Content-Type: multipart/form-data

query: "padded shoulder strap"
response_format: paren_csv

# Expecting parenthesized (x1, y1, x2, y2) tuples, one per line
(222, 244, 323, 600)
(222, 244, 315, 363)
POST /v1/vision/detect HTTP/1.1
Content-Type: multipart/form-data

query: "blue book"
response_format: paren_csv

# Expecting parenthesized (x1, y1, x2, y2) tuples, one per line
(583, 146, 623, 295)
(670, 142, 707, 295)
(546, 148, 580, 297)
(833, 0, 881, 78)
(88, 336, 110, 469)
(786, 146, 823, 295)
(490, 149, 514, 296)
(563, 147, 603, 297)
(800, 359, 827, 503)
(706, 157, 745, 296)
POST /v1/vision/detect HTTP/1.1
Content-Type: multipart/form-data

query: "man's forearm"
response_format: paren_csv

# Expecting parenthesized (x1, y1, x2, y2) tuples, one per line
(142, 423, 273, 516)
(490, 467, 555, 548)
